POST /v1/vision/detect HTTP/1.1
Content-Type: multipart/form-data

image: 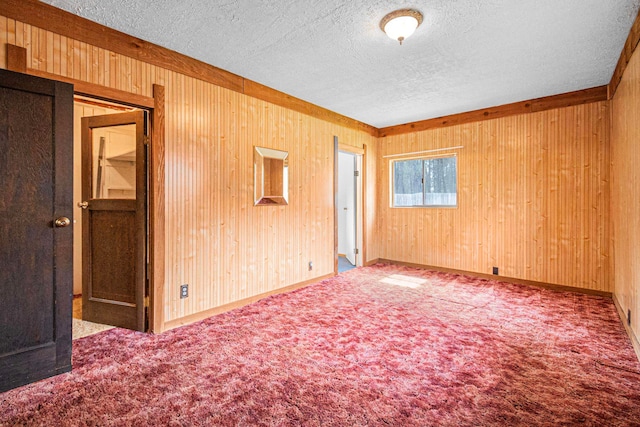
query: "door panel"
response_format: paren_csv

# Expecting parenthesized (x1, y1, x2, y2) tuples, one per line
(90, 209, 136, 303)
(0, 69, 73, 393)
(81, 111, 146, 331)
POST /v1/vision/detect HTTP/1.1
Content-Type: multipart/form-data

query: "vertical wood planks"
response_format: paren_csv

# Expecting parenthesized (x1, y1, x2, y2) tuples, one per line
(0, 16, 377, 326)
(611, 41, 640, 348)
(377, 103, 611, 292)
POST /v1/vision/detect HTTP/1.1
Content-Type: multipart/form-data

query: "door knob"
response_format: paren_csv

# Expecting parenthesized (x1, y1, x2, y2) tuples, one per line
(77, 201, 89, 209)
(54, 217, 71, 228)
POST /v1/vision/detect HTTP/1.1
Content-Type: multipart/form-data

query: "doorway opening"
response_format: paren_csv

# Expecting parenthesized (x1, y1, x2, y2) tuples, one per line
(337, 149, 363, 273)
(72, 96, 149, 338)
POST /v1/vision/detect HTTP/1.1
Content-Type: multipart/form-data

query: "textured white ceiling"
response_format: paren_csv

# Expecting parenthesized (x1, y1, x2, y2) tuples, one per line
(41, 0, 640, 128)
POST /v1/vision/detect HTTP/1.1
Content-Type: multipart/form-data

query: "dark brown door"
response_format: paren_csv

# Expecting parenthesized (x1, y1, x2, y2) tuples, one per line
(0, 69, 73, 393)
(81, 111, 147, 331)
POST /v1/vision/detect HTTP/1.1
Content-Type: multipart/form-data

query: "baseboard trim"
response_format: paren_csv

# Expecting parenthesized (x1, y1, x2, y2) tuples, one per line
(613, 294, 640, 363)
(162, 273, 334, 332)
(376, 259, 613, 298)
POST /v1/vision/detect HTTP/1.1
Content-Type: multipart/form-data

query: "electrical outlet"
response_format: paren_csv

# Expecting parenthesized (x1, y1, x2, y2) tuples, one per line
(492, 267, 499, 275)
(180, 284, 188, 299)
(629, 309, 632, 326)
(308, 261, 313, 271)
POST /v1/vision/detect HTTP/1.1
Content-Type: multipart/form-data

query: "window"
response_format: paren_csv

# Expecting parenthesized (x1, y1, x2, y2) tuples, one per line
(392, 155, 457, 207)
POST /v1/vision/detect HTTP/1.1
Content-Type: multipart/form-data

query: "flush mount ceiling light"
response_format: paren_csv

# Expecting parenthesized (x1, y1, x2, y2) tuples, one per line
(379, 9, 423, 45)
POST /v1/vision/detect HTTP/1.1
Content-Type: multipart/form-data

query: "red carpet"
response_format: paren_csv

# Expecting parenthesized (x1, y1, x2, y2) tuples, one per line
(1, 264, 640, 426)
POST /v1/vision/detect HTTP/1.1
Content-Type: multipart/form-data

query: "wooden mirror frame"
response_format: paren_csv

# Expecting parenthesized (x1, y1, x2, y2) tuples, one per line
(254, 146, 289, 205)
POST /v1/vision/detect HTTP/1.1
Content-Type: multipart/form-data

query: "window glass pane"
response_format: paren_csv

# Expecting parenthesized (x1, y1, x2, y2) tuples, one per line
(393, 159, 423, 207)
(92, 124, 136, 199)
(392, 156, 457, 207)
(424, 157, 457, 206)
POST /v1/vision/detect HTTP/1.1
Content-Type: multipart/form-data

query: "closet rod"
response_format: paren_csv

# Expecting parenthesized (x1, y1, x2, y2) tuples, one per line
(382, 145, 464, 159)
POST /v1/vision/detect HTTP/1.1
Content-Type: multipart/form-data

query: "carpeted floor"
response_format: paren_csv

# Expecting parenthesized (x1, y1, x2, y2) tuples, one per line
(1, 264, 639, 426)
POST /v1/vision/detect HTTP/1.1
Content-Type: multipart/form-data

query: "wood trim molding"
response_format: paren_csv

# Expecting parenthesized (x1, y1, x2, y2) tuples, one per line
(243, 80, 378, 137)
(7, 44, 155, 108)
(608, 8, 640, 99)
(333, 136, 339, 275)
(361, 144, 367, 267)
(1, 0, 243, 93)
(31, 69, 155, 109)
(150, 84, 166, 334)
(377, 259, 613, 298)
(162, 273, 334, 332)
(1, 0, 377, 136)
(6, 43, 26, 72)
(379, 86, 609, 137)
(613, 294, 640, 362)
(4, 45, 155, 108)
(3, 0, 616, 138)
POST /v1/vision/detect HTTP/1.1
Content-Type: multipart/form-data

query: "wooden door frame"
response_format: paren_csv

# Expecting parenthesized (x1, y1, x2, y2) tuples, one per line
(7, 44, 166, 333)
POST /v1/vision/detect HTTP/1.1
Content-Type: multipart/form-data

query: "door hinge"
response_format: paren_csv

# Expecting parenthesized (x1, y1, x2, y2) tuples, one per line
(143, 135, 150, 145)
(354, 170, 360, 177)
(144, 295, 150, 308)
(354, 248, 359, 255)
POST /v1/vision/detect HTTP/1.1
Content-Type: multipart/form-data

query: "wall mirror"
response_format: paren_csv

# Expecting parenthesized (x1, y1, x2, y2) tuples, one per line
(254, 146, 289, 205)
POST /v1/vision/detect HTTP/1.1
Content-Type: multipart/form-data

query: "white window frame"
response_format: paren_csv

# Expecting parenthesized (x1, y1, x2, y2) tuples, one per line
(390, 154, 458, 208)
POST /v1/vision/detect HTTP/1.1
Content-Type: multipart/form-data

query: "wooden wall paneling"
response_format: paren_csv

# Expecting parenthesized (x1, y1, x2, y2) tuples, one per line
(6, 17, 15, 47)
(377, 103, 611, 292)
(599, 104, 611, 290)
(0, 13, 381, 330)
(5, 6, 615, 329)
(44, 26, 53, 73)
(611, 39, 640, 357)
(19, 21, 29, 65)
(52, 33, 60, 75)
(219, 86, 236, 308)
(164, 70, 176, 320)
(1, 0, 244, 92)
(239, 93, 252, 299)
(3, 44, 154, 108)
(1, 1, 377, 135)
(63, 35, 71, 78)
(197, 78, 210, 314)
(30, 25, 39, 69)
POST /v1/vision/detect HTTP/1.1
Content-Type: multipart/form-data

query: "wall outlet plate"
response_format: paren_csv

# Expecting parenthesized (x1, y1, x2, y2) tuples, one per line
(180, 284, 188, 299)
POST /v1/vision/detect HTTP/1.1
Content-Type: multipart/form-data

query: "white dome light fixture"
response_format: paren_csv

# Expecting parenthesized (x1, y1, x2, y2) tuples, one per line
(380, 9, 423, 45)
